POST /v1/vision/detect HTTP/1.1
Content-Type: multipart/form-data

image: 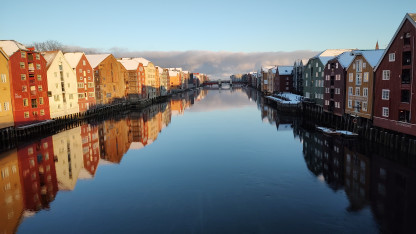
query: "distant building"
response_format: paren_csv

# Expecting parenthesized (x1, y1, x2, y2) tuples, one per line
(64, 52, 96, 112)
(0, 47, 14, 129)
(117, 59, 141, 101)
(373, 13, 416, 136)
(292, 59, 307, 95)
(275, 66, 294, 93)
(132, 58, 157, 99)
(42, 51, 79, 118)
(0, 40, 51, 126)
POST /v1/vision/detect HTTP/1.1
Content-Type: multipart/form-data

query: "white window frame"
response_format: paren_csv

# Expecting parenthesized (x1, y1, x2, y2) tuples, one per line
(382, 70, 390, 80)
(389, 53, 395, 62)
(349, 73, 353, 82)
(363, 88, 368, 97)
(382, 89, 390, 100)
(382, 107, 389, 117)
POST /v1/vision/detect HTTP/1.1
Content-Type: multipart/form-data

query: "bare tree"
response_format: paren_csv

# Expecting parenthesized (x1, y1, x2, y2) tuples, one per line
(32, 40, 65, 52)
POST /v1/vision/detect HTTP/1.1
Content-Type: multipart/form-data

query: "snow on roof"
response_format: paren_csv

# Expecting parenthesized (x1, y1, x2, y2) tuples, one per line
(168, 67, 182, 72)
(278, 66, 293, 75)
(131, 57, 150, 66)
(262, 66, 275, 72)
(117, 59, 139, 70)
(41, 51, 59, 70)
(169, 70, 178, 76)
(64, 52, 84, 69)
(410, 13, 416, 23)
(313, 49, 353, 66)
(333, 51, 356, 68)
(156, 66, 163, 74)
(85, 54, 111, 68)
(0, 40, 28, 56)
(352, 49, 385, 68)
(129, 142, 144, 150)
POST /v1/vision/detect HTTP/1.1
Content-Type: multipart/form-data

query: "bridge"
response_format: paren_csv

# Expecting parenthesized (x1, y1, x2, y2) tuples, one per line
(202, 80, 247, 87)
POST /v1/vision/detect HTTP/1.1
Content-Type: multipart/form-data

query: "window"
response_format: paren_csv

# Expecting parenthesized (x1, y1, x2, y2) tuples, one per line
(36, 64, 41, 70)
(363, 62, 366, 69)
(88, 82, 94, 88)
(382, 107, 389, 117)
(24, 112, 29, 118)
(382, 70, 390, 80)
(316, 72, 318, 77)
(36, 54, 40, 60)
(382, 89, 390, 100)
(389, 53, 395, 62)
(22, 85, 27, 92)
(21, 51, 26, 58)
(356, 73, 362, 85)
(305, 73, 308, 78)
(336, 74, 340, 81)
(399, 110, 410, 122)
(87, 70, 90, 73)
(4, 102, 9, 111)
(328, 64, 330, 69)
(335, 88, 340, 95)
(31, 99, 37, 108)
(89, 92, 94, 97)
(1, 74, 6, 83)
(21, 74, 26, 80)
(78, 93, 85, 99)
(79, 69, 82, 73)
(38, 85, 43, 91)
(40, 109, 45, 116)
(23, 98, 28, 107)
(305, 80, 308, 86)
(349, 73, 353, 82)
(37, 75, 42, 81)
(325, 100, 329, 105)
(83, 71, 86, 76)
(355, 101, 361, 112)
(325, 88, 329, 93)
(348, 100, 352, 108)
(83, 60, 86, 66)
(363, 72, 369, 82)
(363, 102, 368, 111)
(336, 63, 338, 69)
(39, 97, 44, 105)
(401, 90, 410, 103)
(78, 83, 85, 88)
(316, 63, 318, 67)
(363, 88, 368, 97)
(355, 87, 360, 96)
(356, 60, 362, 72)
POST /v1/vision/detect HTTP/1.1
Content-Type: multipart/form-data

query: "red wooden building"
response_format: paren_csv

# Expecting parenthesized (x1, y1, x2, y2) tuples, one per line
(17, 136, 58, 211)
(81, 123, 100, 177)
(374, 13, 416, 136)
(64, 52, 96, 112)
(274, 66, 294, 93)
(0, 40, 51, 126)
(323, 51, 354, 116)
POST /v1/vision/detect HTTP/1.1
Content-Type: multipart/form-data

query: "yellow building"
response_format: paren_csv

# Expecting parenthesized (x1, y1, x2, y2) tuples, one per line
(0, 48, 14, 129)
(53, 126, 84, 190)
(42, 51, 79, 118)
(0, 149, 24, 234)
(132, 58, 157, 99)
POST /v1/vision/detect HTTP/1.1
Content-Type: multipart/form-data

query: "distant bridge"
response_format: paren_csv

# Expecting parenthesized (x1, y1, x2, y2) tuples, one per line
(202, 80, 247, 87)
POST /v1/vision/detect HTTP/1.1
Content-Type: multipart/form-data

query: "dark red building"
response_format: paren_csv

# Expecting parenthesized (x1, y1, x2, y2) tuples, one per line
(374, 13, 416, 136)
(274, 66, 294, 93)
(17, 136, 58, 211)
(0, 40, 51, 126)
(323, 52, 354, 116)
(81, 123, 100, 177)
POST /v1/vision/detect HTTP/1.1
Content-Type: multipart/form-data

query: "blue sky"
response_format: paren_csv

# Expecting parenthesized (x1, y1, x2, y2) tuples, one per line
(1, 0, 414, 52)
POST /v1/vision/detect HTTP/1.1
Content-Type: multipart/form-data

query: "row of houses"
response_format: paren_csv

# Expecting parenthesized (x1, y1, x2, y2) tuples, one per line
(0, 40, 209, 129)
(0, 89, 207, 233)
(242, 13, 416, 137)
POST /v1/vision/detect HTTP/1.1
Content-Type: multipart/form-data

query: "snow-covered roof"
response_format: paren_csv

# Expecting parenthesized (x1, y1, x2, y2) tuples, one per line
(131, 57, 150, 66)
(129, 142, 144, 150)
(156, 66, 163, 74)
(262, 66, 275, 72)
(41, 51, 59, 70)
(85, 54, 111, 68)
(294, 59, 308, 66)
(64, 52, 84, 69)
(313, 49, 353, 66)
(182, 70, 189, 74)
(0, 40, 28, 56)
(353, 49, 385, 68)
(333, 51, 356, 68)
(168, 67, 182, 72)
(375, 13, 416, 70)
(117, 59, 139, 70)
(169, 71, 178, 76)
(278, 66, 293, 75)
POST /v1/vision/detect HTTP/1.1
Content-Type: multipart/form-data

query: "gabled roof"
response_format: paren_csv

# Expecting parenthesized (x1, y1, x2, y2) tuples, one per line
(41, 51, 60, 70)
(312, 49, 353, 66)
(353, 49, 385, 68)
(375, 13, 416, 70)
(64, 52, 84, 69)
(85, 54, 111, 68)
(278, 66, 294, 75)
(0, 47, 9, 60)
(131, 57, 151, 66)
(261, 65, 275, 72)
(0, 40, 28, 56)
(117, 59, 139, 70)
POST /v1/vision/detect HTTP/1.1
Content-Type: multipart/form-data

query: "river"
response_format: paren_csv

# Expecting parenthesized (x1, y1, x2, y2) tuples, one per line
(1, 87, 415, 233)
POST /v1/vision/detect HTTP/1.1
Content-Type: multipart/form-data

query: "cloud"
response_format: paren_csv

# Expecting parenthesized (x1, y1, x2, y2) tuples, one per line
(64, 44, 318, 80)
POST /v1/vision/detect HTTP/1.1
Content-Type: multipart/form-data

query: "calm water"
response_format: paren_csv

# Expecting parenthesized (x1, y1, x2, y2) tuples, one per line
(1, 87, 415, 234)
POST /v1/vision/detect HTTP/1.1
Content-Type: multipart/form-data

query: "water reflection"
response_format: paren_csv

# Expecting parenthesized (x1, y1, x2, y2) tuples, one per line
(1, 87, 415, 233)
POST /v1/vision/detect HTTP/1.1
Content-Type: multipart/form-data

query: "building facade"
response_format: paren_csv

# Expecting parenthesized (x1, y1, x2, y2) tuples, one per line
(118, 59, 140, 101)
(0, 47, 14, 129)
(374, 13, 416, 136)
(43, 51, 79, 118)
(292, 60, 306, 95)
(64, 52, 96, 112)
(275, 66, 294, 93)
(0, 41, 51, 126)
(345, 50, 384, 119)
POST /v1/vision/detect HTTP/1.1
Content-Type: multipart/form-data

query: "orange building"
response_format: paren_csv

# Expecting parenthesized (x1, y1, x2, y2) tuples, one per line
(86, 54, 126, 105)
(169, 69, 181, 89)
(118, 59, 141, 101)
(0, 149, 24, 234)
(99, 119, 132, 163)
